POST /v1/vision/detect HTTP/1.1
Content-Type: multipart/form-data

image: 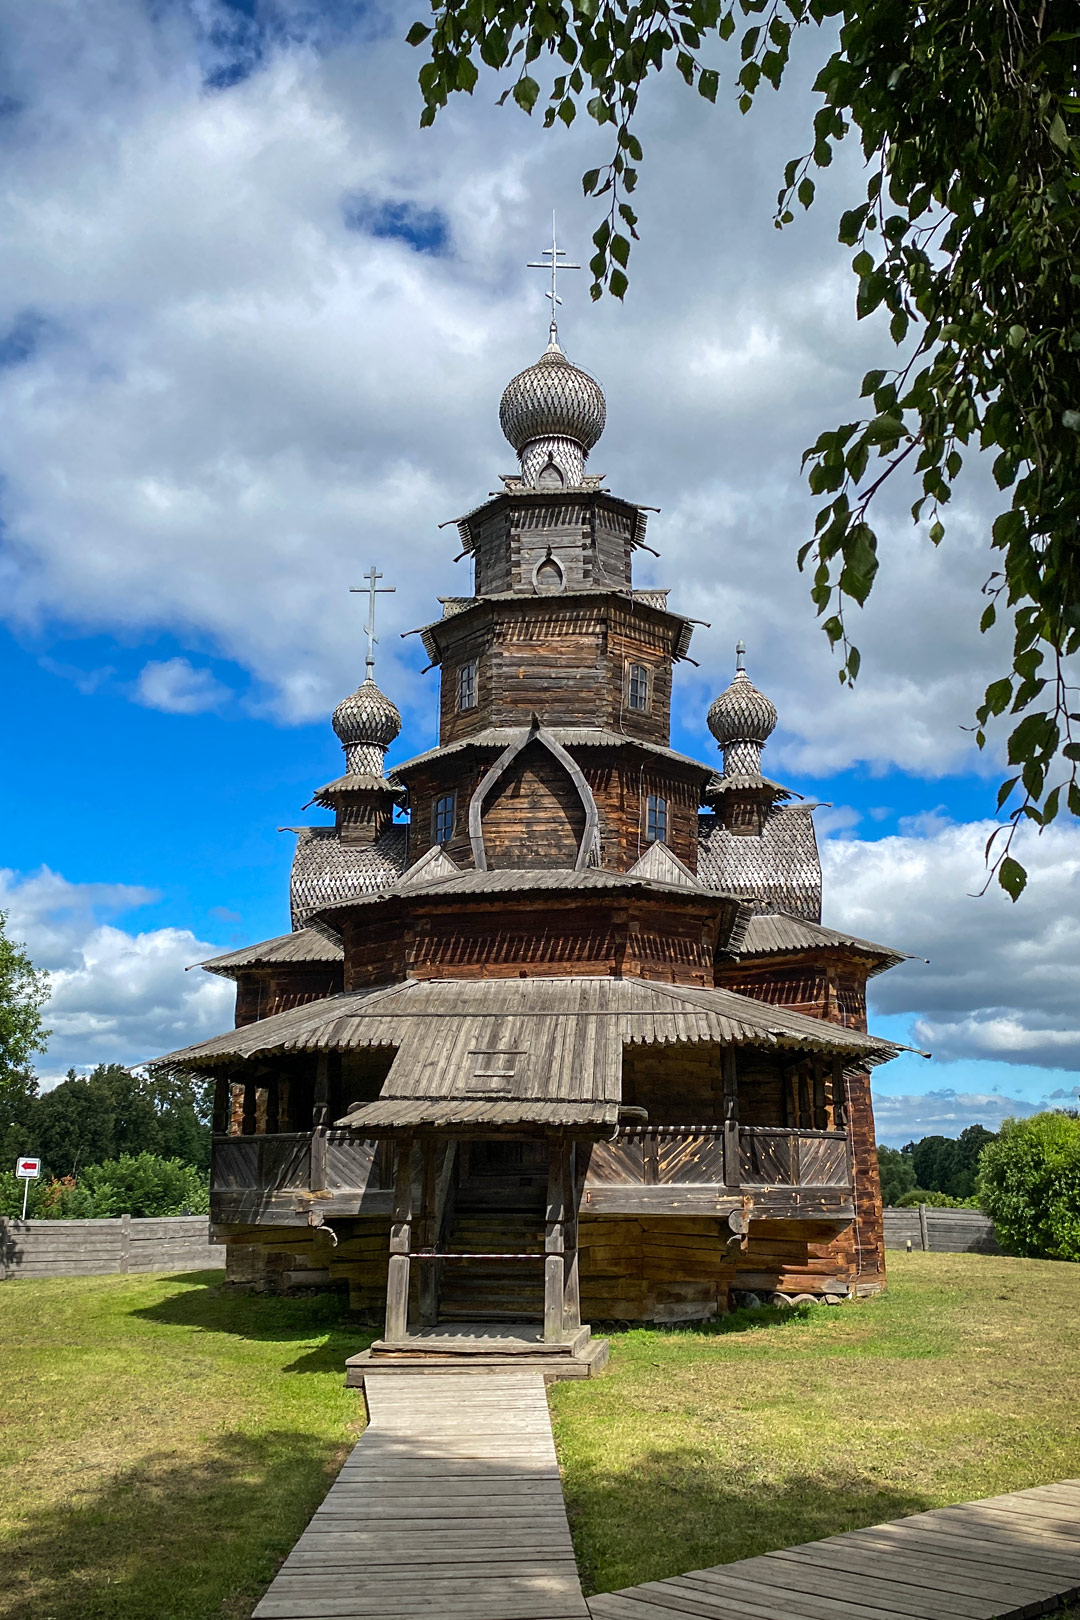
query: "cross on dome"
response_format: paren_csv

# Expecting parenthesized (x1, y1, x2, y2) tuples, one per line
(527, 211, 581, 345)
(350, 564, 396, 680)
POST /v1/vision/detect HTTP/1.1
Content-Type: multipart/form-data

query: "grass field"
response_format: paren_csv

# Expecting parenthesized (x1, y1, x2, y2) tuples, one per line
(2, 1251, 1079, 1617)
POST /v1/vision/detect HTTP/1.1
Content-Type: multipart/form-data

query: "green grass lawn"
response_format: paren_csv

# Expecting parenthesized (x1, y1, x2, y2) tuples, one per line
(2, 1252, 1079, 1618)
(0, 1270, 373, 1620)
(551, 1250, 1080, 1594)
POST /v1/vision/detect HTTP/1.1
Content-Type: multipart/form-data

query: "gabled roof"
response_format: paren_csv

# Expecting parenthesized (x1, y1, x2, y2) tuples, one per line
(196, 925, 344, 977)
(290, 822, 408, 928)
(625, 841, 702, 889)
(735, 912, 914, 975)
(148, 974, 902, 1129)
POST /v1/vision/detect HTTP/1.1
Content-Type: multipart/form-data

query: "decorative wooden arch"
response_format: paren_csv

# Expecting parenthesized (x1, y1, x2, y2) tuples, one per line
(468, 715, 599, 872)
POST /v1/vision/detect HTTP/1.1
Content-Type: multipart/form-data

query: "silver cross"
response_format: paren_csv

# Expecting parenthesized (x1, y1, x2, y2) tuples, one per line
(349, 565, 395, 678)
(527, 211, 580, 340)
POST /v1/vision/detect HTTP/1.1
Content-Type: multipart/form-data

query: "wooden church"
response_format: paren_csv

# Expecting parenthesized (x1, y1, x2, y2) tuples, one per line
(156, 298, 906, 1377)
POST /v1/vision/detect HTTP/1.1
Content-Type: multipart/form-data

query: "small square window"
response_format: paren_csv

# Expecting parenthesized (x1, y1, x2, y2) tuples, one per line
(458, 660, 477, 710)
(646, 793, 668, 844)
(433, 793, 455, 845)
(627, 663, 649, 712)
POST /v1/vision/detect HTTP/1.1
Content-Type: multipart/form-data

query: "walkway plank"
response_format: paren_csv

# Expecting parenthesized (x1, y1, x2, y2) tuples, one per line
(587, 1482, 1080, 1620)
(253, 1372, 589, 1620)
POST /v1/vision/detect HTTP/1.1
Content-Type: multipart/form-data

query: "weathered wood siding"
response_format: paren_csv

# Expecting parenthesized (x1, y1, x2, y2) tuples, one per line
(234, 967, 342, 1028)
(0, 1216, 219, 1280)
(220, 1217, 392, 1308)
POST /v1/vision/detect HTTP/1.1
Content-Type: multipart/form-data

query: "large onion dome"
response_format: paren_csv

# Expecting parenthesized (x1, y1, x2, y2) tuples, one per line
(332, 676, 401, 776)
(708, 644, 777, 780)
(499, 330, 606, 487)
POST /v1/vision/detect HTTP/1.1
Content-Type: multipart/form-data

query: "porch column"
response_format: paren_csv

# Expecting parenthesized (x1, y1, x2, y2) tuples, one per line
(562, 1141, 582, 1335)
(721, 1048, 740, 1190)
(212, 1076, 229, 1137)
(544, 1136, 570, 1343)
(266, 1077, 280, 1136)
(416, 1138, 439, 1329)
(310, 1054, 329, 1192)
(241, 1077, 258, 1136)
(384, 1136, 415, 1343)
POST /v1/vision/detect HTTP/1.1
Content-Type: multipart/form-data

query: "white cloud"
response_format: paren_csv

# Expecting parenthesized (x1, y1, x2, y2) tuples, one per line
(0, 867, 232, 1075)
(870, 1089, 1044, 1145)
(822, 818, 1080, 1069)
(134, 656, 229, 714)
(0, 0, 1029, 772)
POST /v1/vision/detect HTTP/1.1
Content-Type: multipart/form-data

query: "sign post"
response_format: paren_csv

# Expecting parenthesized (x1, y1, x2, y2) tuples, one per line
(15, 1157, 41, 1221)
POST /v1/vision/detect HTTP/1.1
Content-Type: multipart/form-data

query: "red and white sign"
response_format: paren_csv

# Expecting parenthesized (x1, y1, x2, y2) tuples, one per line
(15, 1157, 41, 1180)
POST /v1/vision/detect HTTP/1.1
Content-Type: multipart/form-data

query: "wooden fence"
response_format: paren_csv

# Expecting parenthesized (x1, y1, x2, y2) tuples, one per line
(883, 1204, 1000, 1254)
(0, 1215, 221, 1280)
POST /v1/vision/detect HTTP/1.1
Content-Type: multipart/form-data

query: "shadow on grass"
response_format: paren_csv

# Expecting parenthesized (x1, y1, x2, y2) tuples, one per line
(562, 1450, 935, 1596)
(0, 1428, 345, 1620)
(132, 1272, 375, 1371)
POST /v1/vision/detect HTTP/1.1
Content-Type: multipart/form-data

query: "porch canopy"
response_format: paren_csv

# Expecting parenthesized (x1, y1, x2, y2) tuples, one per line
(150, 975, 899, 1132)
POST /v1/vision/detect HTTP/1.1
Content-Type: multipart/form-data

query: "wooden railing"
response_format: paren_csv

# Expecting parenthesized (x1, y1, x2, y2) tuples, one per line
(584, 1125, 851, 1190)
(738, 1127, 850, 1188)
(211, 1131, 388, 1195)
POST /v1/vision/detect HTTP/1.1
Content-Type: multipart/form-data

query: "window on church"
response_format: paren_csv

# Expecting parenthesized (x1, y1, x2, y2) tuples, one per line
(433, 793, 456, 845)
(627, 663, 650, 712)
(458, 660, 476, 710)
(646, 794, 668, 844)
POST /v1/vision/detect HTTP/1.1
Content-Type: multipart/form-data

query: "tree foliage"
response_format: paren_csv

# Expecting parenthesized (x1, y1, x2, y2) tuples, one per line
(4, 1063, 211, 1180)
(977, 1112, 1080, 1260)
(407, 0, 1080, 897)
(877, 1125, 997, 1204)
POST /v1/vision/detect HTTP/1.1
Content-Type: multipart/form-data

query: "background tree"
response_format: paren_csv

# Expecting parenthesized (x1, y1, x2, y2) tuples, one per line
(33, 1064, 211, 1180)
(0, 910, 49, 1163)
(875, 1144, 916, 1206)
(978, 1112, 1080, 1261)
(408, 0, 1080, 897)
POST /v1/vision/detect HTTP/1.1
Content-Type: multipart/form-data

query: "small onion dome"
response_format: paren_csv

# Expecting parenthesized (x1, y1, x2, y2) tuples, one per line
(499, 335, 606, 455)
(332, 676, 401, 750)
(707, 652, 778, 748)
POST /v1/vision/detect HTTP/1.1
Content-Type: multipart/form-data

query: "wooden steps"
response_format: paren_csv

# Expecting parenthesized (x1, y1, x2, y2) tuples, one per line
(587, 1478, 1080, 1620)
(252, 1370, 590, 1620)
(439, 1215, 546, 1322)
(347, 1321, 609, 1385)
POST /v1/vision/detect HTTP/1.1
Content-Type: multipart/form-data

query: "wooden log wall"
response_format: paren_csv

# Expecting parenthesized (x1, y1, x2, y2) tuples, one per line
(220, 1218, 392, 1311)
(233, 967, 343, 1028)
(479, 741, 586, 868)
(578, 1215, 737, 1323)
(733, 1217, 855, 1299)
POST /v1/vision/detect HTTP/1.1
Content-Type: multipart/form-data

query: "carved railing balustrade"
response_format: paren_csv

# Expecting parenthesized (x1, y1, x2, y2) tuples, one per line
(584, 1124, 851, 1191)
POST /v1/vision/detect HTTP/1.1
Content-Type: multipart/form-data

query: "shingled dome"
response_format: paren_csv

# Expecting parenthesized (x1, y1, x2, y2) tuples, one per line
(708, 663, 778, 747)
(332, 677, 401, 750)
(499, 335, 606, 456)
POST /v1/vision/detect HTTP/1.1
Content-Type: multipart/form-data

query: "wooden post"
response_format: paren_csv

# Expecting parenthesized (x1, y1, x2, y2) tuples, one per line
(119, 1212, 131, 1274)
(544, 1136, 567, 1343)
(562, 1141, 581, 1334)
(384, 1137, 415, 1343)
(0, 1216, 10, 1280)
(812, 1065, 827, 1131)
(919, 1201, 930, 1252)
(266, 1078, 280, 1137)
(417, 1138, 439, 1328)
(241, 1079, 258, 1136)
(790, 1131, 802, 1188)
(721, 1047, 740, 1190)
(832, 1059, 847, 1129)
(310, 1054, 329, 1192)
(212, 1076, 229, 1137)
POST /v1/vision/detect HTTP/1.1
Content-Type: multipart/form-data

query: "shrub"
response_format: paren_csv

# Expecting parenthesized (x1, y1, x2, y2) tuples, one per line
(0, 1153, 209, 1220)
(977, 1113, 1080, 1261)
(894, 1188, 976, 1209)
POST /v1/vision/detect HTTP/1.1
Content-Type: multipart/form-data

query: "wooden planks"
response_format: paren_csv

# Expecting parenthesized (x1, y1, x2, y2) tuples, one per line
(253, 1371, 589, 1620)
(587, 1479, 1080, 1620)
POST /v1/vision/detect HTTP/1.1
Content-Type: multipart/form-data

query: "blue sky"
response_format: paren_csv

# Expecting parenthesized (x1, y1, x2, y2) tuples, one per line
(1, 0, 1077, 1141)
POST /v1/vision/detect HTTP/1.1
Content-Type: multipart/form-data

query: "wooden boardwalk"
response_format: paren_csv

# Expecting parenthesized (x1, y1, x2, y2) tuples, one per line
(253, 1371, 589, 1620)
(588, 1480, 1080, 1620)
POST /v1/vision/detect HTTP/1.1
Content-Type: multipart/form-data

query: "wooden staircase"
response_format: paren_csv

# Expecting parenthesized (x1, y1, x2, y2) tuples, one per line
(437, 1214, 546, 1322)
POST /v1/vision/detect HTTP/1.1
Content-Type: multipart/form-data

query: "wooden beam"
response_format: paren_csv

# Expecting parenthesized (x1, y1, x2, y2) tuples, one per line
(384, 1136, 415, 1343)
(266, 1078, 280, 1137)
(417, 1138, 439, 1328)
(562, 1142, 581, 1334)
(241, 1078, 258, 1137)
(212, 1076, 229, 1137)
